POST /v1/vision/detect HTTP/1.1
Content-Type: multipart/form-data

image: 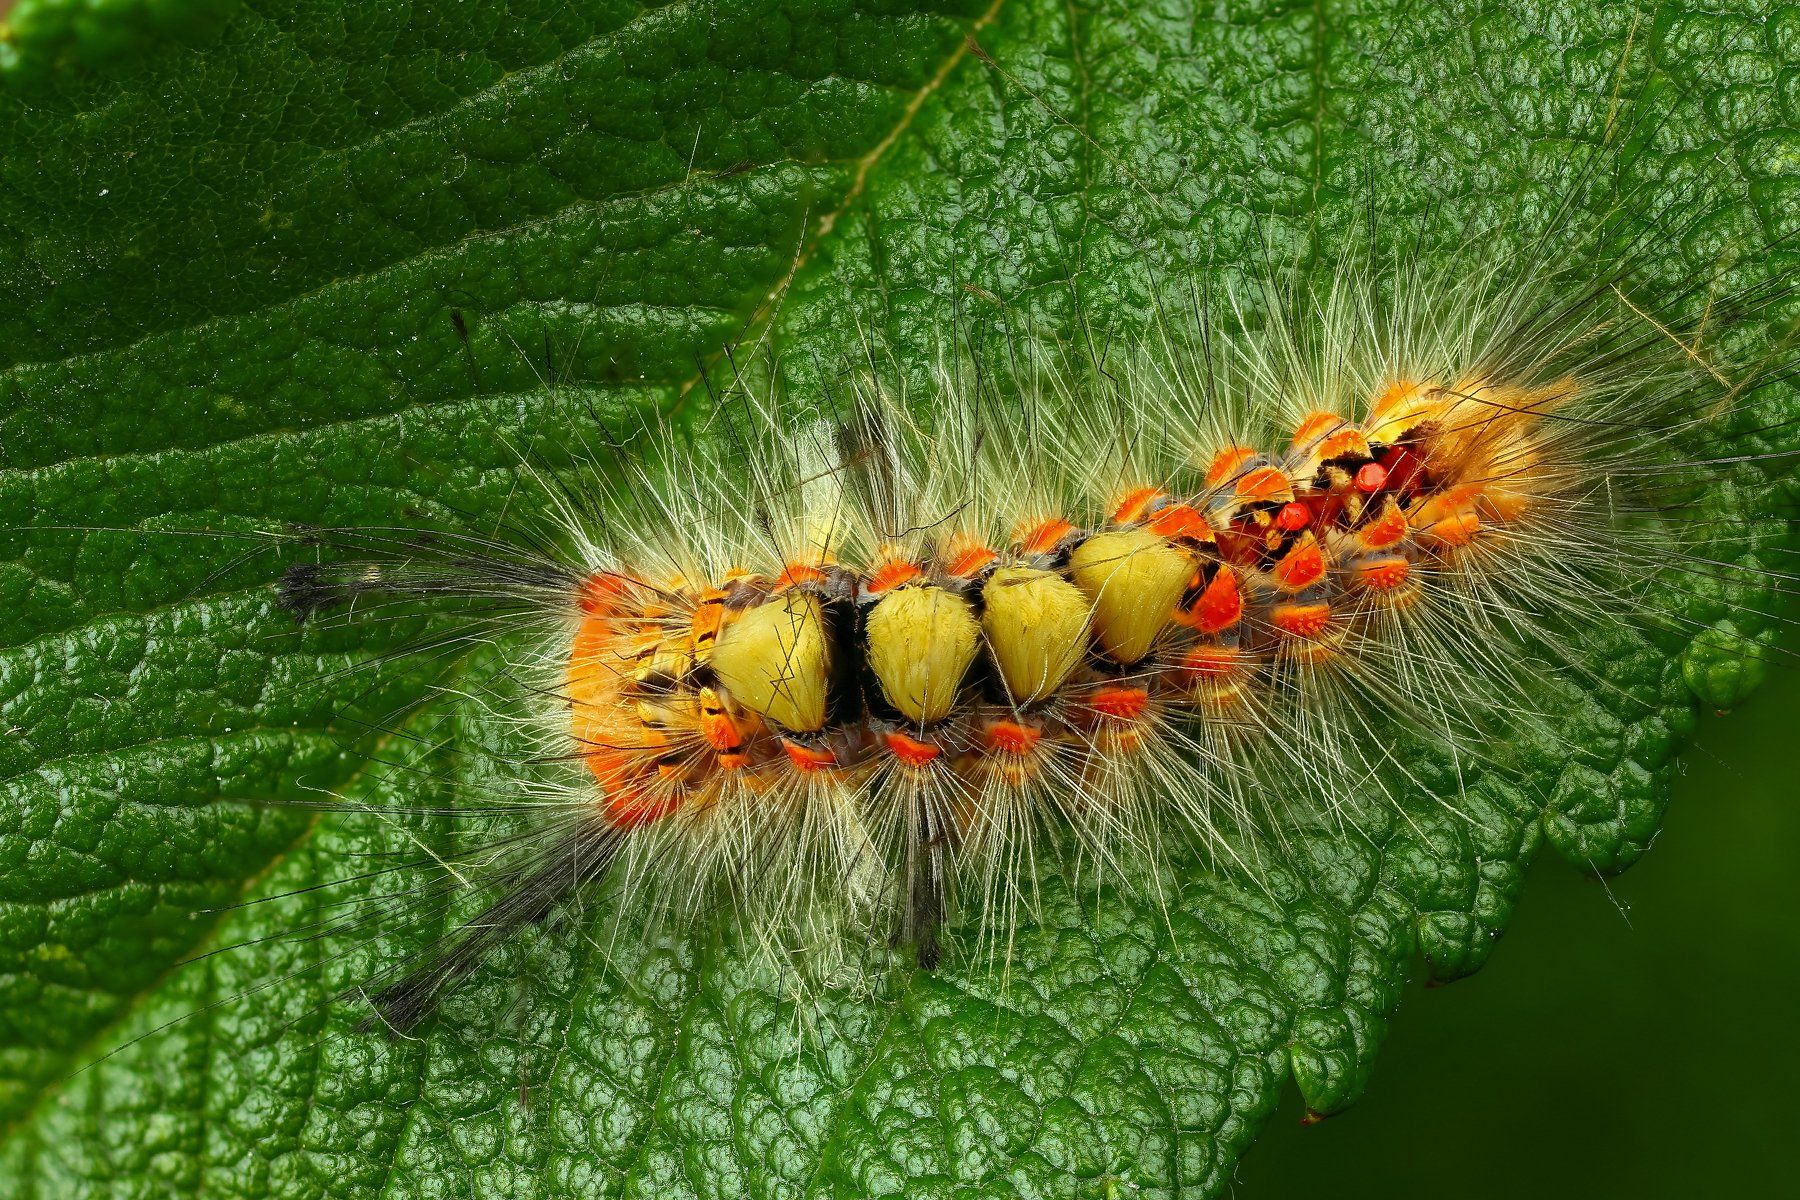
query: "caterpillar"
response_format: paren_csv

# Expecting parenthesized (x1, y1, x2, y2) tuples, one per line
(19, 29, 1787, 1082)
(275, 197, 1798, 1034)
(9, 16, 1799, 1200)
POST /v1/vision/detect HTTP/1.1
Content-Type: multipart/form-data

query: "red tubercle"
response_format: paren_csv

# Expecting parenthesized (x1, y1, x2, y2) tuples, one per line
(1272, 534, 1328, 591)
(866, 559, 922, 593)
(1110, 486, 1165, 525)
(774, 561, 829, 590)
(1205, 445, 1257, 489)
(1356, 556, 1412, 591)
(1354, 462, 1388, 493)
(1016, 517, 1076, 556)
(1147, 502, 1211, 542)
(1236, 465, 1293, 504)
(943, 538, 999, 577)
(1179, 644, 1242, 679)
(1357, 498, 1410, 551)
(1086, 685, 1150, 723)
(1290, 410, 1342, 448)
(883, 730, 942, 767)
(1187, 566, 1243, 634)
(782, 740, 838, 773)
(1319, 427, 1373, 461)
(982, 718, 1042, 756)
(1275, 501, 1311, 533)
(1271, 601, 1333, 639)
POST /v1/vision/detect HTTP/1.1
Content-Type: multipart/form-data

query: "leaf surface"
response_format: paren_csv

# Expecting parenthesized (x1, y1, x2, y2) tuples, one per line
(1, 1, 1794, 1197)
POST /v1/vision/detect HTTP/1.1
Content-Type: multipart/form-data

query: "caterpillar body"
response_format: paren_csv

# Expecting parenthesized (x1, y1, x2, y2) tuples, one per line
(279, 217, 1794, 1032)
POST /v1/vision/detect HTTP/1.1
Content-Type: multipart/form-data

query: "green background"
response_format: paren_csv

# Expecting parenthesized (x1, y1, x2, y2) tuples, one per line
(1, 0, 1795, 1195)
(1241, 658, 1800, 1197)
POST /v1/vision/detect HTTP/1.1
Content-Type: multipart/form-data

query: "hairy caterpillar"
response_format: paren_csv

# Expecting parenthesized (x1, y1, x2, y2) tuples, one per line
(6, 1, 1799, 1194)
(23, 29, 1790, 1103)
(271, 193, 1797, 1035)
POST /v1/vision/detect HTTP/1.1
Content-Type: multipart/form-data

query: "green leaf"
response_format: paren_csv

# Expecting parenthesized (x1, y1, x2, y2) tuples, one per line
(1, 2, 1794, 1197)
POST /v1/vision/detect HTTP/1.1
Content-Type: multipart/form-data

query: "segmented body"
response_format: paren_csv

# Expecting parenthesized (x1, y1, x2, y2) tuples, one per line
(262, 148, 1783, 1020)
(568, 373, 1561, 832)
